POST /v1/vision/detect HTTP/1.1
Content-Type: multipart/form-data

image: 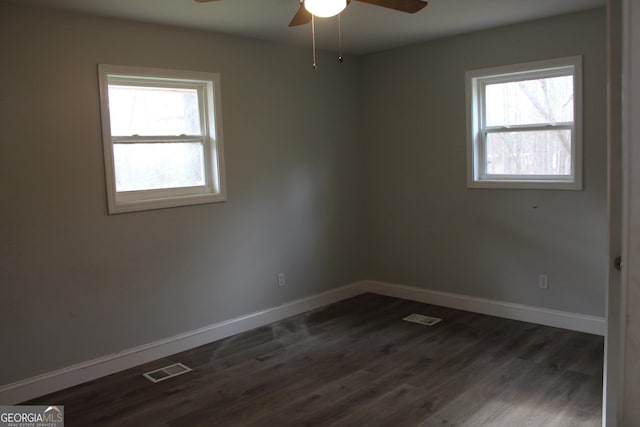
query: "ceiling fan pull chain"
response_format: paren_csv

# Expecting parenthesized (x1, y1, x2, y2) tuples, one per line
(338, 13, 344, 63)
(311, 14, 317, 70)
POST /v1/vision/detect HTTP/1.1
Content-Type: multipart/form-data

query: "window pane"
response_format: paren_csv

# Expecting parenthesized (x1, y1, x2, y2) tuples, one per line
(108, 85, 201, 136)
(113, 143, 205, 192)
(486, 130, 572, 175)
(485, 75, 573, 126)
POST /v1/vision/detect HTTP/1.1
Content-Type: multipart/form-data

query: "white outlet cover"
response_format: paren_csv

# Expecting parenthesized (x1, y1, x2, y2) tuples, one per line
(539, 274, 549, 289)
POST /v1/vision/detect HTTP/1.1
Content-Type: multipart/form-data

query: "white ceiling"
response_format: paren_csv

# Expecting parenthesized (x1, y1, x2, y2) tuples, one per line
(13, 0, 605, 54)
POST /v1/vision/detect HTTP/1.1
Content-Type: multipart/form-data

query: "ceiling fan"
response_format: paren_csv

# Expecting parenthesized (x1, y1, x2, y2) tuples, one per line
(195, 0, 428, 68)
(194, 0, 428, 27)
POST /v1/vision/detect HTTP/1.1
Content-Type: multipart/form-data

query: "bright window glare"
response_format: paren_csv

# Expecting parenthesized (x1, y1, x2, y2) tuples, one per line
(113, 142, 205, 192)
(108, 85, 201, 136)
(486, 75, 573, 127)
(486, 130, 572, 175)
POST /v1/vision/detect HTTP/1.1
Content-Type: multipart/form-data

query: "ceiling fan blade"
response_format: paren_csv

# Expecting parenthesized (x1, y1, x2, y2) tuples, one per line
(288, 4, 312, 27)
(356, 0, 427, 13)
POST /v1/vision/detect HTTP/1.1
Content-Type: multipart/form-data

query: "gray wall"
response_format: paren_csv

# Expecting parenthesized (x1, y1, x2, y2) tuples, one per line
(0, 3, 364, 385)
(361, 8, 607, 317)
(0, 2, 607, 388)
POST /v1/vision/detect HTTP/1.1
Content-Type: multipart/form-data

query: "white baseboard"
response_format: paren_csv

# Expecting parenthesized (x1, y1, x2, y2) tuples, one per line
(0, 279, 605, 404)
(362, 280, 606, 336)
(0, 281, 366, 405)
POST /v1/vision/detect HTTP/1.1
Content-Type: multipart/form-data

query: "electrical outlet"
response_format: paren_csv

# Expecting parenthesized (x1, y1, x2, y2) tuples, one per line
(539, 273, 549, 289)
(277, 273, 286, 287)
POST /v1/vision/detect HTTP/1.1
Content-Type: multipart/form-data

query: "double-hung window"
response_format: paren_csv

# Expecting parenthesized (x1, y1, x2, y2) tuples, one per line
(466, 56, 582, 189)
(98, 65, 226, 213)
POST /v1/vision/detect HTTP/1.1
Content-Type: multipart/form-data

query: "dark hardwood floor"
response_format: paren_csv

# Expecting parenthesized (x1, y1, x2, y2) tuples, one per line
(26, 293, 604, 426)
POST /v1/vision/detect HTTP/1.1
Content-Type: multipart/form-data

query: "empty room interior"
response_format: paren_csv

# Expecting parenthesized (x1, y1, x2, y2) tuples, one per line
(1, 0, 636, 425)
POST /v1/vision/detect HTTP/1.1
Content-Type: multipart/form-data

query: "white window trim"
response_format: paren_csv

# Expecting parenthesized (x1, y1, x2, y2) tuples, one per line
(98, 64, 226, 214)
(465, 56, 583, 190)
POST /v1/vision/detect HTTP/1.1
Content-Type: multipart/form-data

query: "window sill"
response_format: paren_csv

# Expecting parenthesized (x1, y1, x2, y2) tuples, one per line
(467, 179, 582, 191)
(109, 192, 227, 214)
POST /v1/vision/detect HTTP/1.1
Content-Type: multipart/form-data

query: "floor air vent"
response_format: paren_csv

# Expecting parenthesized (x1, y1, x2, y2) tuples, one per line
(143, 363, 192, 383)
(403, 313, 442, 326)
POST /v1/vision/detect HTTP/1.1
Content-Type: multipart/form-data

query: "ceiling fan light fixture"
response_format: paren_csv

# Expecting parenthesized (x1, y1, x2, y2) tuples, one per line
(304, 0, 347, 18)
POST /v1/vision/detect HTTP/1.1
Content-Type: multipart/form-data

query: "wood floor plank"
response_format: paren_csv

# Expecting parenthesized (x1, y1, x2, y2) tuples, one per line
(25, 293, 603, 426)
(416, 356, 535, 427)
